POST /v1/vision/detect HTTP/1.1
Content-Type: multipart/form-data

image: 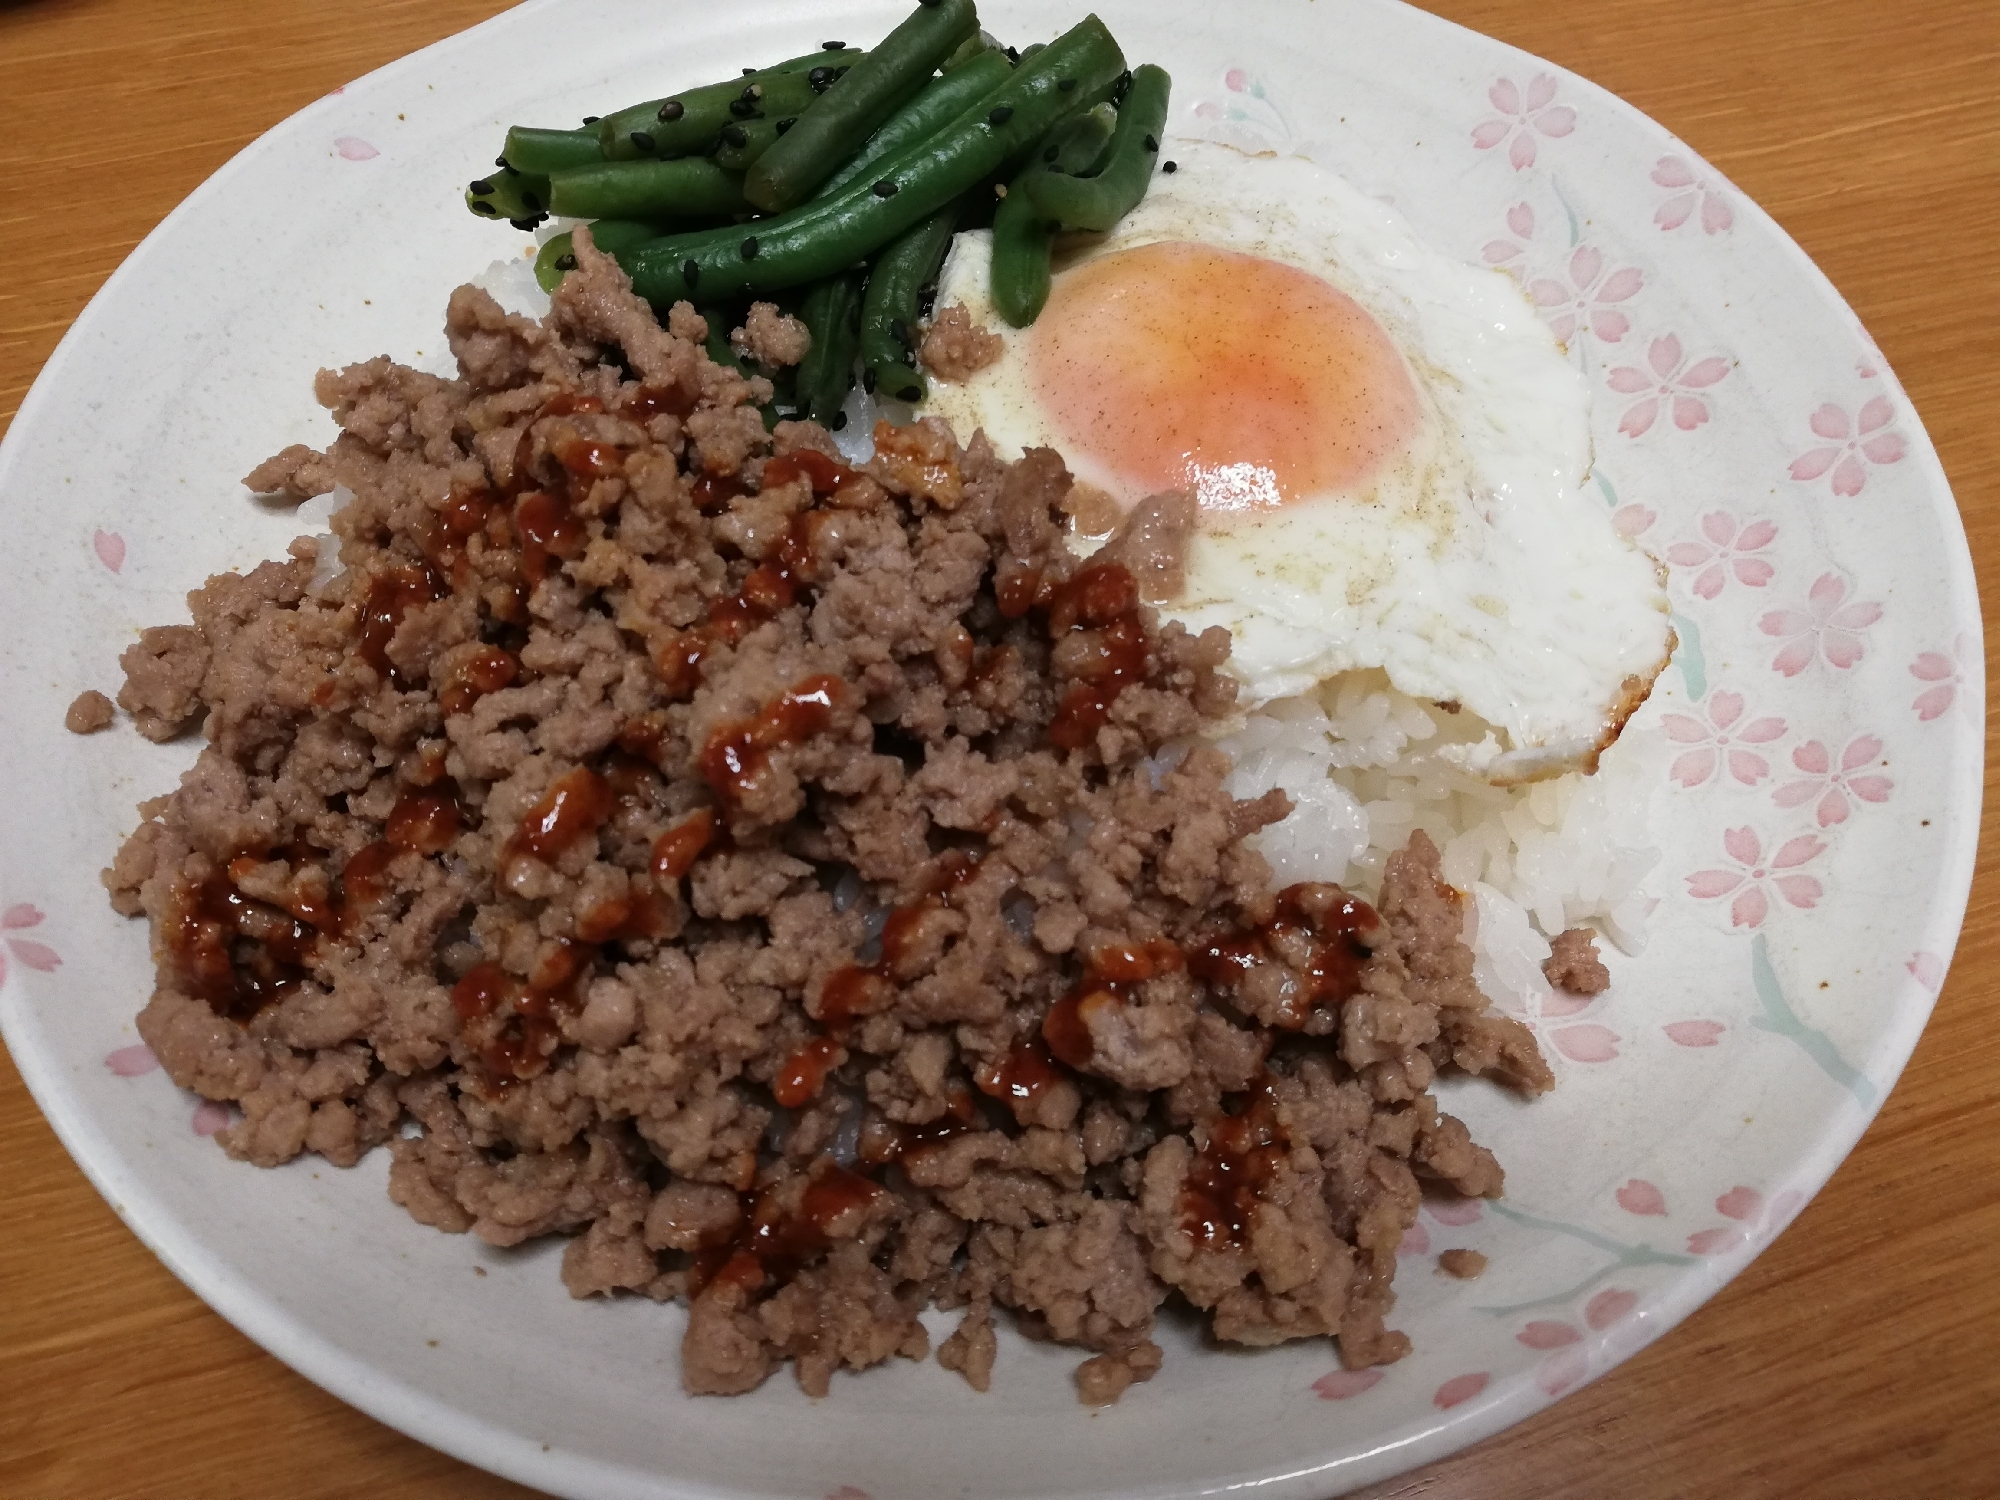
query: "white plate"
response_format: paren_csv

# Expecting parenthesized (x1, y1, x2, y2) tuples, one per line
(0, 1, 1981, 1496)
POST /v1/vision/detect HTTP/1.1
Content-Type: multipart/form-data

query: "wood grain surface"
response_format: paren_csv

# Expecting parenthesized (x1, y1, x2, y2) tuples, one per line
(2, 1, 1994, 1496)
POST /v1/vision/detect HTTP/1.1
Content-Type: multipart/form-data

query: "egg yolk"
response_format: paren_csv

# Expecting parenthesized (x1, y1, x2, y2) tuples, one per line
(1027, 240, 1420, 513)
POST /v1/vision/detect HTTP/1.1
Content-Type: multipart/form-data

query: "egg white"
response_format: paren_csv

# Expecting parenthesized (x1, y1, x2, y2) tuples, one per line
(920, 139, 1672, 782)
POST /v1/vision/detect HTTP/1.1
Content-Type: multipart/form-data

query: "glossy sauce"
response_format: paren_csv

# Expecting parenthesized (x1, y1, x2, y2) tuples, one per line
(449, 943, 594, 1087)
(1045, 562, 1149, 750)
(501, 766, 615, 872)
(699, 675, 843, 816)
(654, 511, 830, 700)
(356, 566, 445, 685)
(770, 1035, 844, 1110)
(691, 1161, 883, 1296)
(1188, 886, 1378, 1030)
(812, 854, 980, 1032)
(650, 807, 718, 882)
(163, 867, 319, 1021)
(439, 645, 518, 716)
(1179, 1075, 1289, 1249)
(1041, 938, 1184, 1070)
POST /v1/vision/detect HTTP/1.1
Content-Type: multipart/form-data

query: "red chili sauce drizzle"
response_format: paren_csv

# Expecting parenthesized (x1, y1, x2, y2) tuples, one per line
(438, 645, 519, 717)
(655, 450, 863, 699)
(1045, 562, 1150, 751)
(1179, 1074, 1290, 1249)
(450, 938, 593, 1086)
(691, 1161, 884, 1295)
(1188, 886, 1379, 1031)
(699, 675, 844, 817)
(499, 766, 615, 875)
(1040, 937, 1185, 1070)
(356, 566, 445, 687)
(165, 780, 472, 1020)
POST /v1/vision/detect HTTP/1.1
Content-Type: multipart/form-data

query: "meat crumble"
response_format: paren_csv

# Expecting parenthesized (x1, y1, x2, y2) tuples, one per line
(105, 228, 1551, 1404)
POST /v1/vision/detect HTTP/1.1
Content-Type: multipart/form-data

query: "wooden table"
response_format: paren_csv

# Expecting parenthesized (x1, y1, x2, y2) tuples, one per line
(2, 0, 1994, 1495)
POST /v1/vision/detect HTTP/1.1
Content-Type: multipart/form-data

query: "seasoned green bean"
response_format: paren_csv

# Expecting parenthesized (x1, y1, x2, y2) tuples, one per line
(989, 105, 1115, 326)
(501, 126, 603, 177)
(743, 0, 979, 212)
(546, 157, 749, 221)
(795, 271, 864, 424)
(465, 166, 550, 228)
(813, 48, 1012, 200)
(598, 50, 860, 161)
(1022, 62, 1170, 232)
(619, 16, 1127, 309)
(712, 115, 790, 172)
(535, 220, 669, 293)
(861, 207, 960, 403)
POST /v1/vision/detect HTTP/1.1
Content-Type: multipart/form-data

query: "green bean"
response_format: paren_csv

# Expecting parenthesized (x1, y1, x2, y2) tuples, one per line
(501, 126, 602, 177)
(465, 166, 550, 228)
(535, 220, 672, 293)
(619, 15, 1128, 310)
(1022, 62, 1170, 232)
(861, 207, 960, 403)
(712, 115, 789, 172)
(989, 105, 1116, 326)
(795, 271, 864, 425)
(744, 0, 979, 213)
(546, 157, 748, 221)
(813, 48, 1013, 200)
(598, 51, 860, 161)
(941, 29, 1000, 72)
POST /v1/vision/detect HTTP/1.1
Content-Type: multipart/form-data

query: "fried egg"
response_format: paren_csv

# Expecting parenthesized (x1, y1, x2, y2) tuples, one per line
(921, 138, 1672, 781)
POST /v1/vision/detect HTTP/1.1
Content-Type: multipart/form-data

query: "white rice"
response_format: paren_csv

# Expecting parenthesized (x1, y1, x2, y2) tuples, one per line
(1215, 668, 1664, 958)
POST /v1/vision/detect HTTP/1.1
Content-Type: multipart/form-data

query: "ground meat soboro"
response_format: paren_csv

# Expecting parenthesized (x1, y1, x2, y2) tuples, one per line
(106, 231, 1550, 1405)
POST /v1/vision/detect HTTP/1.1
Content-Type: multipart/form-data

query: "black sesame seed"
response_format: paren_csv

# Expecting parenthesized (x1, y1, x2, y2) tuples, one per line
(872, 178, 898, 197)
(730, 98, 757, 117)
(743, 83, 762, 101)
(1143, 133, 1159, 152)
(682, 258, 701, 288)
(890, 318, 910, 348)
(1112, 69, 1133, 104)
(808, 66, 833, 90)
(919, 0, 942, 7)
(630, 129, 657, 152)
(494, 155, 510, 168)
(556, 253, 578, 271)
(658, 99, 685, 122)
(721, 123, 749, 148)
(471, 201, 499, 216)
(863, 367, 878, 393)
(742, 66, 757, 76)
(740, 236, 760, 260)
(776, 116, 797, 134)
(988, 104, 1014, 126)
(898, 384, 921, 401)
(1057, 77, 1076, 91)
(1005, 45, 1020, 62)
(508, 216, 540, 231)
(831, 410, 848, 430)
(581, 115, 599, 126)
(1162, 160, 1178, 173)
(469, 178, 494, 194)
(918, 283, 938, 317)
(822, 39, 845, 49)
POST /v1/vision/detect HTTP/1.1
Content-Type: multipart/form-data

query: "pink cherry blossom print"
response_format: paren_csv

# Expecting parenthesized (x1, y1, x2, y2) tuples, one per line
(0, 904, 61, 987)
(1907, 951, 1945, 993)
(1399, 1221, 1432, 1256)
(1537, 1345, 1591, 1397)
(1665, 511, 1777, 600)
(1759, 573, 1882, 676)
(1315, 1367, 1385, 1399)
(1616, 1179, 1668, 1216)
(1651, 155, 1733, 235)
(1773, 736, 1892, 826)
(1529, 246, 1643, 344)
(1611, 503, 1656, 540)
(1433, 1372, 1491, 1409)
(334, 136, 379, 161)
(1686, 1225, 1746, 1256)
(1584, 1288, 1637, 1329)
(192, 1100, 233, 1136)
(1606, 334, 1732, 437)
(93, 529, 127, 572)
(1910, 635, 1975, 721)
(1427, 1196, 1484, 1227)
(1788, 397, 1905, 496)
(1716, 1186, 1764, 1222)
(1550, 1024, 1619, 1063)
(1472, 74, 1575, 170)
(105, 1045, 160, 1077)
(1482, 201, 1538, 267)
(1660, 689, 1786, 789)
(1685, 826, 1826, 928)
(1517, 1321, 1582, 1350)
(1224, 67, 1251, 91)
(1664, 1020, 1726, 1047)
